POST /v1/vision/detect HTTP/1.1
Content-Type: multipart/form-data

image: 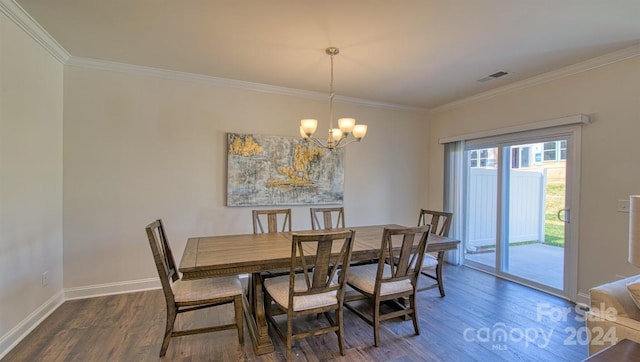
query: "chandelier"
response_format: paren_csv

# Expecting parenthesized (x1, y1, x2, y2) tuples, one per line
(299, 47, 367, 149)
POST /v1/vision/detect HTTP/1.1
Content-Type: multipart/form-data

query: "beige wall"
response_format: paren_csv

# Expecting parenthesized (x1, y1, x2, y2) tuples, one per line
(7, 0, 637, 352)
(62, 66, 429, 289)
(428, 55, 640, 298)
(0, 12, 64, 345)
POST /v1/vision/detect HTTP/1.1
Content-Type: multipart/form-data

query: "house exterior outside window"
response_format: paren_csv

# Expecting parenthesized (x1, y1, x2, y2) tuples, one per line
(543, 142, 556, 161)
(512, 146, 531, 169)
(543, 141, 567, 162)
(469, 148, 497, 168)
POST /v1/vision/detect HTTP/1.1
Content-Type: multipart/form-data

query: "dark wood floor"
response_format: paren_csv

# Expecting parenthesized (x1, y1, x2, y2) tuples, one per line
(3, 265, 588, 361)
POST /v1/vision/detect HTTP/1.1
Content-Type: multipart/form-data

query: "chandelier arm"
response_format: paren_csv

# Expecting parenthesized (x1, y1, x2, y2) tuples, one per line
(305, 137, 333, 149)
(333, 138, 362, 149)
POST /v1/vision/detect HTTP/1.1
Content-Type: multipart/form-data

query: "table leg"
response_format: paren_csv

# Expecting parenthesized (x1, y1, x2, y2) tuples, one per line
(244, 272, 274, 355)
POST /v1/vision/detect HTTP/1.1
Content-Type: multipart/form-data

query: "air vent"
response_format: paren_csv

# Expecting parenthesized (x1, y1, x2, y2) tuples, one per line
(477, 71, 509, 83)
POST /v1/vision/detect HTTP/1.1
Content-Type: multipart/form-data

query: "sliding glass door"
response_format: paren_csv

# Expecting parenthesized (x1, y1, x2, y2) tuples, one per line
(460, 127, 579, 299)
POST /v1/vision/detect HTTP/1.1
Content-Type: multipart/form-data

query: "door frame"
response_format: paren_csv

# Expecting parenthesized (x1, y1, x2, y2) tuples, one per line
(460, 124, 581, 301)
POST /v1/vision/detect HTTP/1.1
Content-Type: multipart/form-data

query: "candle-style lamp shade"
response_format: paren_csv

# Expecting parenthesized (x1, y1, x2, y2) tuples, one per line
(629, 195, 640, 267)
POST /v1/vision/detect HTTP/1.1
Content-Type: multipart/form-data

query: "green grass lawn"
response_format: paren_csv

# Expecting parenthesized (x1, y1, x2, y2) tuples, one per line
(544, 183, 565, 247)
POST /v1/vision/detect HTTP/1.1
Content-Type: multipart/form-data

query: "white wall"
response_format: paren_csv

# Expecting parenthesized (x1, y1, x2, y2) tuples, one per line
(62, 65, 429, 290)
(428, 55, 640, 299)
(0, 12, 64, 353)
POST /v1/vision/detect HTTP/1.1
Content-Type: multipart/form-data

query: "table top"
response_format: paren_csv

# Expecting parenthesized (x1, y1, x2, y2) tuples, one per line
(179, 224, 460, 280)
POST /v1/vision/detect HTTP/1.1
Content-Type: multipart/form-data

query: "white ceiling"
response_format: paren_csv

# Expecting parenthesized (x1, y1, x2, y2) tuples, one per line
(12, 0, 640, 110)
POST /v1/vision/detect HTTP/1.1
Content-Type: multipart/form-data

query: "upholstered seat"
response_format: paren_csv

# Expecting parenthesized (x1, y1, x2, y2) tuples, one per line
(346, 263, 413, 296)
(421, 254, 439, 268)
(264, 272, 338, 311)
(171, 276, 242, 303)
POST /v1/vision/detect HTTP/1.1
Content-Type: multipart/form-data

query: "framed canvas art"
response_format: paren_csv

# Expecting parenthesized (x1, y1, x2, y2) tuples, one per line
(226, 133, 344, 206)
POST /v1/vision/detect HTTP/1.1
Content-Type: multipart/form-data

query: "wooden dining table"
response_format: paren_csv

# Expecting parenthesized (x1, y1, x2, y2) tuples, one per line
(178, 224, 460, 355)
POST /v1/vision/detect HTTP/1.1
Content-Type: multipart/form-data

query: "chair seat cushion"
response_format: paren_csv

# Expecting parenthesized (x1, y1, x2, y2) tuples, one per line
(173, 275, 242, 303)
(264, 273, 338, 312)
(402, 253, 438, 269)
(346, 263, 412, 296)
(421, 253, 439, 269)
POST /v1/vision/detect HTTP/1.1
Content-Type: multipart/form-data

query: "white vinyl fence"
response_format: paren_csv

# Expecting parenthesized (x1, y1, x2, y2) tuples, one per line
(466, 168, 546, 250)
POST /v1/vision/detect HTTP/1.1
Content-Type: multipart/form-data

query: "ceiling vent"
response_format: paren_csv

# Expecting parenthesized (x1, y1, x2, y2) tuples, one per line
(477, 71, 509, 83)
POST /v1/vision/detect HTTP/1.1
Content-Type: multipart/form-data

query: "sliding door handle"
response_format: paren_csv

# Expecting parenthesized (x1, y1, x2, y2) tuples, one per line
(557, 209, 570, 223)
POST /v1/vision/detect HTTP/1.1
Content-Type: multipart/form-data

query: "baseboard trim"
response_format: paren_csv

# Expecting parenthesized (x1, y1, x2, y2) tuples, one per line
(576, 291, 590, 308)
(63, 274, 250, 300)
(0, 291, 64, 360)
(1, 274, 252, 358)
(64, 277, 162, 300)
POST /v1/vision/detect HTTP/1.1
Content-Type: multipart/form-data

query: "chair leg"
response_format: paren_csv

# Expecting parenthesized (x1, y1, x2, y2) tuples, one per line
(373, 301, 381, 347)
(436, 252, 445, 297)
(336, 307, 345, 355)
(234, 295, 244, 345)
(286, 313, 293, 362)
(436, 265, 445, 297)
(160, 306, 177, 357)
(420, 266, 446, 297)
(410, 294, 420, 335)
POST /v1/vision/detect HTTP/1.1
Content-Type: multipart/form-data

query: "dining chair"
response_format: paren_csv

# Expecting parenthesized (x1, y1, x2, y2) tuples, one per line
(252, 208, 293, 279)
(252, 208, 292, 233)
(263, 229, 355, 361)
(417, 209, 453, 296)
(310, 207, 345, 230)
(145, 219, 244, 357)
(343, 226, 431, 347)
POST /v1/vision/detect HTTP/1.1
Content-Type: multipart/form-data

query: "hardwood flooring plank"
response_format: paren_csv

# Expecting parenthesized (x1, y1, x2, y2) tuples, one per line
(2, 265, 588, 361)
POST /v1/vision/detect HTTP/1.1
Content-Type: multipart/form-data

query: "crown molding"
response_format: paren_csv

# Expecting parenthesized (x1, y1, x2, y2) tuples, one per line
(0, 0, 70, 63)
(431, 43, 640, 114)
(6, 0, 634, 115)
(0, 0, 424, 113)
(66, 56, 428, 114)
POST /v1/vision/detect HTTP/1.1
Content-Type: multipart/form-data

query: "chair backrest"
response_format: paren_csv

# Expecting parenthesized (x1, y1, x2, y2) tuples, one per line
(288, 230, 355, 306)
(252, 208, 292, 233)
(145, 219, 178, 303)
(417, 209, 453, 237)
(375, 226, 431, 293)
(310, 207, 345, 230)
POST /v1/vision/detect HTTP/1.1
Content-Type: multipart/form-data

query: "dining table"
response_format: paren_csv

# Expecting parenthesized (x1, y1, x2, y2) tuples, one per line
(178, 224, 460, 355)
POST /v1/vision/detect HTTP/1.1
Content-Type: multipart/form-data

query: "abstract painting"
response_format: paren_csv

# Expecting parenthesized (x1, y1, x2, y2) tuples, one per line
(226, 133, 344, 206)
